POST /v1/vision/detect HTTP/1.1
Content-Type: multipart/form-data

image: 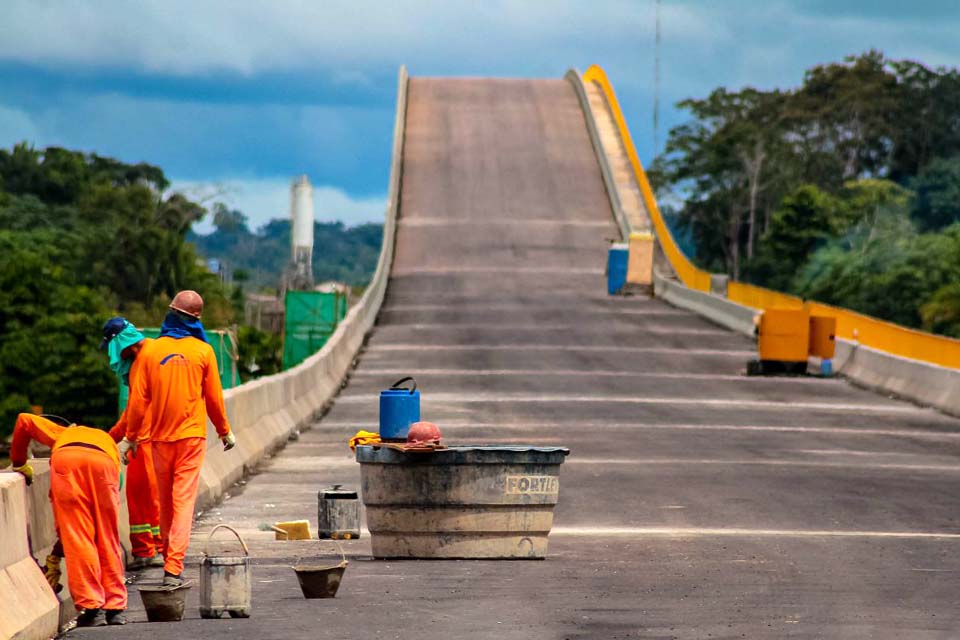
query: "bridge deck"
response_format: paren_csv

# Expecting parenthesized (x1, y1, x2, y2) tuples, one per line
(70, 77, 960, 638)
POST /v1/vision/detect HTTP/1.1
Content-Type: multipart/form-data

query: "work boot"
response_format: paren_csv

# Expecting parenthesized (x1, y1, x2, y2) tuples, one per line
(162, 572, 183, 587)
(76, 609, 107, 627)
(128, 556, 151, 570)
(148, 554, 165, 568)
(105, 610, 128, 625)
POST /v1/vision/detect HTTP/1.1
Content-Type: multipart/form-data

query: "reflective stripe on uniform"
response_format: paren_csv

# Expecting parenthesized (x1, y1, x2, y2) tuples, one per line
(130, 524, 153, 534)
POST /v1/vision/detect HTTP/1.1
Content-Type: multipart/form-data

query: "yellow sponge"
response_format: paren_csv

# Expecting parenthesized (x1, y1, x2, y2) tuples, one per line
(273, 520, 312, 540)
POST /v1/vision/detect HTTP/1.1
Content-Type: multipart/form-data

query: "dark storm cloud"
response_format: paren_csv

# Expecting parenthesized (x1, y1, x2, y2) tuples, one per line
(0, 1, 957, 227)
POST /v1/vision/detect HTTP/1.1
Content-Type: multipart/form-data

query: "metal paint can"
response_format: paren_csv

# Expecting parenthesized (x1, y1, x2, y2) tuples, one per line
(318, 485, 361, 539)
(199, 525, 251, 619)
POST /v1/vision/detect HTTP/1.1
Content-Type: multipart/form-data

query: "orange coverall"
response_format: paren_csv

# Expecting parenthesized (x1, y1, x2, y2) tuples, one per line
(108, 339, 163, 559)
(10, 414, 127, 612)
(124, 336, 232, 576)
(109, 413, 162, 559)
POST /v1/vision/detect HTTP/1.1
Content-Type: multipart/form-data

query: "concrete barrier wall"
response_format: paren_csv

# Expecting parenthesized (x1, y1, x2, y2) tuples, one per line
(654, 272, 757, 337)
(832, 339, 960, 417)
(565, 69, 631, 241)
(0, 65, 408, 637)
(652, 273, 960, 418)
(196, 63, 407, 509)
(0, 473, 59, 640)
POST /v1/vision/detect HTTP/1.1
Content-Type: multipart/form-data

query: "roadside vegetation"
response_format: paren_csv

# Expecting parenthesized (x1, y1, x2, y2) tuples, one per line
(0, 144, 382, 443)
(189, 205, 382, 290)
(652, 51, 960, 336)
(0, 145, 240, 438)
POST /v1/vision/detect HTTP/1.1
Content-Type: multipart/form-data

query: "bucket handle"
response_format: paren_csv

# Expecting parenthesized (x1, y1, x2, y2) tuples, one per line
(389, 376, 417, 394)
(204, 524, 250, 557)
(293, 539, 347, 568)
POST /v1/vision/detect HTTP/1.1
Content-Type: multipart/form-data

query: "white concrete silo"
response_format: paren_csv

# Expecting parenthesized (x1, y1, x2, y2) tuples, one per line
(289, 175, 315, 289)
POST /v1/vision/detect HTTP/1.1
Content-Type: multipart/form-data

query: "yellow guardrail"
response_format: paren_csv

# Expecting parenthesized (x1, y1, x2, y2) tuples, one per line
(584, 64, 960, 370)
(807, 302, 960, 369)
(583, 65, 711, 293)
(727, 281, 804, 310)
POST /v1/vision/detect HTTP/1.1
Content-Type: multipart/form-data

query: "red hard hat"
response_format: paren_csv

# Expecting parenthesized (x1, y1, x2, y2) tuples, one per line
(407, 421, 442, 445)
(170, 290, 204, 318)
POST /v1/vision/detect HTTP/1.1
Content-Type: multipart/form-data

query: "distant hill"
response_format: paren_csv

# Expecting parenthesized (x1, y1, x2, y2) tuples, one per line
(188, 204, 382, 290)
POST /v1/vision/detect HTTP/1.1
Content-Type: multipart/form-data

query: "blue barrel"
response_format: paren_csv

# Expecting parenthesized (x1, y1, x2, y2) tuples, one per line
(379, 377, 420, 441)
(607, 243, 629, 295)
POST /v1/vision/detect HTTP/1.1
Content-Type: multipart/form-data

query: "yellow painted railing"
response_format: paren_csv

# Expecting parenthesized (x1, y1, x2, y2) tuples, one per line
(727, 281, 804, 310)
(807, 302, 960, 369)
(583, 65, 711, 293)
(584, 64, 960, 370)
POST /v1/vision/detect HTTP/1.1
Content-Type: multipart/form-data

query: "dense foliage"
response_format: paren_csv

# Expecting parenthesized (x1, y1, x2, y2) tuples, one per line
(189, 203, 383, 290)
(653, 51, 960, 336)
(0, 144, 233, 438)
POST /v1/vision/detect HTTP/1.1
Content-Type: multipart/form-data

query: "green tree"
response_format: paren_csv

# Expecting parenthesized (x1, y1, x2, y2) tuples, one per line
(657, 88, 789, 277)
(888, 60, 960, 179)
(237, 325, 283, 381)
(909, 155, 960, 231)
(797, 223, 960, 328)
(0, 231, 117, 431)
(744, 185, 844, 291)
(920, 283, 960, 338)
(212, 203, 250, 234)
(0, 145, 237, 439)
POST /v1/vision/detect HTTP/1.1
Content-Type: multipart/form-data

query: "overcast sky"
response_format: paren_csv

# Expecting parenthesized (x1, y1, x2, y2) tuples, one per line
(1, 0, 958, 232)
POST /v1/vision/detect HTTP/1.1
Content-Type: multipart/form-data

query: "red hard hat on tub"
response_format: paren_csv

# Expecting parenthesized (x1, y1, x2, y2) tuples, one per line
(406, 421, 442, 445)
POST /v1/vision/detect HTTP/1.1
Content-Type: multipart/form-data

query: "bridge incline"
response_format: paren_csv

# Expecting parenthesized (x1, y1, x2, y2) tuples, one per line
(71, 75, 960, 639)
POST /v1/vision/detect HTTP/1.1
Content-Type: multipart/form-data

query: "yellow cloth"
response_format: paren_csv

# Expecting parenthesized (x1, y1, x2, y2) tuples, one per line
(349, 430, 381, 451)
(44, 554, 62, 593)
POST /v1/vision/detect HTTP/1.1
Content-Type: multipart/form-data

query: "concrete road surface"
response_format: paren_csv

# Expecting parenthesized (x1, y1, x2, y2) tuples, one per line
(68, 78, 960, 639)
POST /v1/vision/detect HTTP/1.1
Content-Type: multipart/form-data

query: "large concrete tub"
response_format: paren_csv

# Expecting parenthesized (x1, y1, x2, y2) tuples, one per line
(356, 445, 569, 559)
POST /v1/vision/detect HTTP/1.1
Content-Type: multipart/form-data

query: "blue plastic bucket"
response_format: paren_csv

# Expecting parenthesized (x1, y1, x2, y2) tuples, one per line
(607, 243, 629, 295)
(379, 377, 420, 441)
(821, 359, 833, 377)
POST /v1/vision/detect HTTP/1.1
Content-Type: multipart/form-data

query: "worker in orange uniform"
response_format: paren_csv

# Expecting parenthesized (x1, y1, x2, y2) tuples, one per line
(121, 290, 236, 587)
(101, 316, 164, 569)
(9, 413, 128, 627)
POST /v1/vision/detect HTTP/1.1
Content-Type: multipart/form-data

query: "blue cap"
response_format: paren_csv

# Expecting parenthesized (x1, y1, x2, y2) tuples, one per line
(100, 317, 127, 351)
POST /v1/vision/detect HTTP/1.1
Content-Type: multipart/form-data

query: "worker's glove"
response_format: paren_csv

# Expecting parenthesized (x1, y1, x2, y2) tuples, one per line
(12, 463, 33, 486)
(118, 438, 138, 465)
(43, 554, 63, 594)
(221, 432, 236, 452)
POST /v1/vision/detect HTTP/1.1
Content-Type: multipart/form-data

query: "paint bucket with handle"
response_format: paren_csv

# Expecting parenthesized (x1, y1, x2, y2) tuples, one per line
(379, 376, 419, 441)
(199, 525, 252, 619)
(293, 541, 349, 599)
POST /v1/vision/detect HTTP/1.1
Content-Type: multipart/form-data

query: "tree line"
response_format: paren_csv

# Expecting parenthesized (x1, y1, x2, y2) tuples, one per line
(652, 51, 960, 336)
(0, 144, 234, 438)
(188, 203, 382, 290)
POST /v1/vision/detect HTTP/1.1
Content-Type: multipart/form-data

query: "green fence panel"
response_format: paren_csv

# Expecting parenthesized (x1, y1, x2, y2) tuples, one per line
(117, 328, 240, 414)
(282, 291, 347, 370)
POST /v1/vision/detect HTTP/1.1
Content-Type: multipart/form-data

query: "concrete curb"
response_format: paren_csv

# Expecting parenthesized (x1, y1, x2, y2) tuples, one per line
(833, 339, 960, 417)
(654, 272, 757, 337)
(0, 473, 59, 640)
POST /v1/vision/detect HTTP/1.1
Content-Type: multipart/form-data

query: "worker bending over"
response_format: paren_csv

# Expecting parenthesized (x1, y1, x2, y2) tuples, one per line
(121, 290, 236, 587)
(101, 316, 164, 569)
(10, 414, 127, 627)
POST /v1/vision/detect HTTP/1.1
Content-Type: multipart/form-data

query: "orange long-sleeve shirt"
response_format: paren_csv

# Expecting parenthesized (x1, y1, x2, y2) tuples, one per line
(10, 413, 120, 469)
(108, 345, 152, 443)
(124, 335, 232, 443)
